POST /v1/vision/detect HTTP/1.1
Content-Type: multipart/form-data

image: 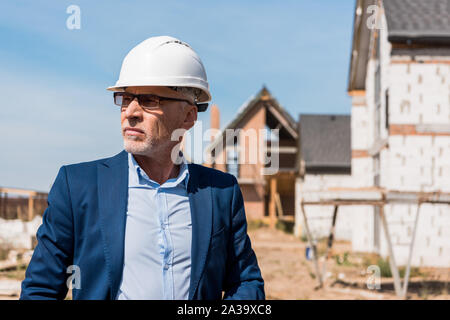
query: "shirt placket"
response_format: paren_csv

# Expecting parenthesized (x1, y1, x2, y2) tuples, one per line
(157, 187, 174, 300)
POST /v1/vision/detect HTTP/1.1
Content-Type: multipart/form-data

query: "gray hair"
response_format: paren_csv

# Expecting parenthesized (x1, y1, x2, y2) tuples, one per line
(168, 86, 202, 102)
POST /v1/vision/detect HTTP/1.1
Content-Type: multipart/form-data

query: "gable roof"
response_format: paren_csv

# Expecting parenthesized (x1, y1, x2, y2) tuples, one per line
(207, 86, 297, 152)
(299, 114, 351, 169)
(385, 0, 450, 44)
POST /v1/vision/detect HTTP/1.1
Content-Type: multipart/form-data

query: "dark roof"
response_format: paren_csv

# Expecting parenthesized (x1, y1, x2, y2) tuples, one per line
(384, 0, 450, 43)
(299, 114, 351, 169)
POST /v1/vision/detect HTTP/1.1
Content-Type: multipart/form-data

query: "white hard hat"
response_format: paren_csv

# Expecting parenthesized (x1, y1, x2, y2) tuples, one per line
(108, 36, 211, 107)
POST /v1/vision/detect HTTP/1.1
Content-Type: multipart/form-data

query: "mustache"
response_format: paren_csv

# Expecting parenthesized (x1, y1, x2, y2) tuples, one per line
(123, 126, 145, 133)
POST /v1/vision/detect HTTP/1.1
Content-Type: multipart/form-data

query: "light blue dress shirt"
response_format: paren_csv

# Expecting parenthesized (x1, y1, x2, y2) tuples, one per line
(116, 153, 192, 300)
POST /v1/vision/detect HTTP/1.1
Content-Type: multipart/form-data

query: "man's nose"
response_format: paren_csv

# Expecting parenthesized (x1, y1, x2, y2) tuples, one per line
(125, 98, 143, 118)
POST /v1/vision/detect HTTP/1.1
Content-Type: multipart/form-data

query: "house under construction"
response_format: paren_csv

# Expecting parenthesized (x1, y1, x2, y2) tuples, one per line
(295, 0, 450, 269)
(206, 0, 450, 270)
(205, 87, 299, 221)
(205, 87, 352, 227)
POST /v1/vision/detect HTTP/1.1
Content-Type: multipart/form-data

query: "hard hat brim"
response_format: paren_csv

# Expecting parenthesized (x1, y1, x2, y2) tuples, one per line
(107, 80, 211, 103)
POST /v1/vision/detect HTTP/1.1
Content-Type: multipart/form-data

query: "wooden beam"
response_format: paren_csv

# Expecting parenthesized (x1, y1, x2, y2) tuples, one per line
(368, 138, 389, 156)
(326, 206, 338, 259)
(300, 201, 323, 288)
(301, 189, 450, 205)
(302, 200, 385, 206)
(379, 205, 402, 297)
(275, 192, 284, 217)
(352, 150, 370, 158)
(402, 203, 422, 299)
(0, 187, 37, 196)
(390, 124, 450, 136)
(269, 178, 277, 229)
(28, 195, 34, 221)
(267, 105, 298, 139)
(321, 205, 339, 286)
(299, 190, 450, 298)
(348, 90, 366, 97)
(268, 146, 298, 154)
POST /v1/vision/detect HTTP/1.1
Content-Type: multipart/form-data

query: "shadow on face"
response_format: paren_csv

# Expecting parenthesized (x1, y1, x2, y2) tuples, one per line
(120, 86, 198, 155)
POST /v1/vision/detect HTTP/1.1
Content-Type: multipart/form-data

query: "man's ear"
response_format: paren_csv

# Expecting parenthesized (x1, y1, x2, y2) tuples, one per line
(182, 104, 198, 130)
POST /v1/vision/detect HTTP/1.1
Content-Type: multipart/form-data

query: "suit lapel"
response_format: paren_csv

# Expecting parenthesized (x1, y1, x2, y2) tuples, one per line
(97, 154, 212, 300)
(187, 164, 213, 300)
(97, 150, 128, 300)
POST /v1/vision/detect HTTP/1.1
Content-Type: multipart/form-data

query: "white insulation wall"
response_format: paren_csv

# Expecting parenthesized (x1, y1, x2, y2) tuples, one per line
(296, 8, 450, 267)
(295, 175, 355, 241)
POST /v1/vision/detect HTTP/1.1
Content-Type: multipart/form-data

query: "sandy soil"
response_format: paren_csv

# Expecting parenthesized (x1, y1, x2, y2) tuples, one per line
(1, 226, 448, 300)
(248, 226, 450, 300)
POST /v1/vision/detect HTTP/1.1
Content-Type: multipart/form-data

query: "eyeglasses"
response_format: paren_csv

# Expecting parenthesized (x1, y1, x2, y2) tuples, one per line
(114, 92, 194, 110)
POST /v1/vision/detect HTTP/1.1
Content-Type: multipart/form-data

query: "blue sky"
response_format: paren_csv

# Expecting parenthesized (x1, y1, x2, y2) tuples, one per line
(0, 0, 355, 191)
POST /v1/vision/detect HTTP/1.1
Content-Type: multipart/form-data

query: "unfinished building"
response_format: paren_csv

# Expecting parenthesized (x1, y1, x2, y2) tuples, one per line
(205, 87, 298, 221)
(295, 0, 450, 268)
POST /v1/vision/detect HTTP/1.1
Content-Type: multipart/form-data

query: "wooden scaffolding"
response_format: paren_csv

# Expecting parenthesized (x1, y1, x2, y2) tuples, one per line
(0, 187, 48, 221)
(299, 188, 450, 299)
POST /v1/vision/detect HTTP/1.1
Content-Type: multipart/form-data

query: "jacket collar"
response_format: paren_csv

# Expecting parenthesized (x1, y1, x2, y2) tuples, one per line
(128, 152, 190, 189)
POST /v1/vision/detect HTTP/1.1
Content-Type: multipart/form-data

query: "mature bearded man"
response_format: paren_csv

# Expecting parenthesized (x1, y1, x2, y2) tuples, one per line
(20, 36, 265, 300)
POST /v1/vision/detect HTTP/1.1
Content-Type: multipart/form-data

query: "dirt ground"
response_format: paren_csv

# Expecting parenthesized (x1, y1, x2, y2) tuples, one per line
(1, 226, 448, 300)
(248, 226, 450, 300)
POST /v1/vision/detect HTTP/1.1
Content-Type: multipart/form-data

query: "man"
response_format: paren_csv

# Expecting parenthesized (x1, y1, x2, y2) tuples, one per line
(20, 36, 265, 300)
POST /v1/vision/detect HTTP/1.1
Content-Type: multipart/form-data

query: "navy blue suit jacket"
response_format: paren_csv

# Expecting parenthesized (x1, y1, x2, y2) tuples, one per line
(20, 150, 264, 300)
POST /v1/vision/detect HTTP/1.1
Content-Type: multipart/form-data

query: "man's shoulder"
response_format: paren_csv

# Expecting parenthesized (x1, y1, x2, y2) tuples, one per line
(187, 163, 237, 188)
(63, 150, 126, 174)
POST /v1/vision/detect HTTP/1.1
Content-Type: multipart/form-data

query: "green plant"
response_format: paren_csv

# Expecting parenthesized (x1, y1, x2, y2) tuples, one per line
(335, 252, 353, 267)
(377, 257, 392, 277)
(247, 219, 268, 231)
(275, 220, 294, 234)
(375, 257, 423, 278)
(300, 234, 308, 242)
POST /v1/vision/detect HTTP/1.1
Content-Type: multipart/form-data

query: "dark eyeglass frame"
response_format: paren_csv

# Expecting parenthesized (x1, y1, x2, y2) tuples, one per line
(114, 92, 194, 110)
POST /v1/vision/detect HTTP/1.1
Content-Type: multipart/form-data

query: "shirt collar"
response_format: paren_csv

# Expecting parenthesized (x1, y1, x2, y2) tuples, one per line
(128, 152, 190, 189)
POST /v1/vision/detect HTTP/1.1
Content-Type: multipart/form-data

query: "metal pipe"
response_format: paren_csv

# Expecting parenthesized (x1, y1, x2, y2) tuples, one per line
(321, 205, 339, 285)
(402, 202, 422, 299)
(300, 201, 323, 288)
(379, 205, 402, 297)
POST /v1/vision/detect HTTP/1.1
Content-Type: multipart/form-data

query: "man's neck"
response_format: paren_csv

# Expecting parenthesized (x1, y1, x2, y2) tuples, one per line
(133, 148, 181, 185)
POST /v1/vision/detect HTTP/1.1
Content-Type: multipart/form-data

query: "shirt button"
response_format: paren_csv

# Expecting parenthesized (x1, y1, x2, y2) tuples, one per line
(164, 264, 170, 270)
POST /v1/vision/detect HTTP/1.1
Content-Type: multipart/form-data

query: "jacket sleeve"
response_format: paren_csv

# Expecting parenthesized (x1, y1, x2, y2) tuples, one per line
(20, 166, 74, 300)
(222, 177, 265, 300)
